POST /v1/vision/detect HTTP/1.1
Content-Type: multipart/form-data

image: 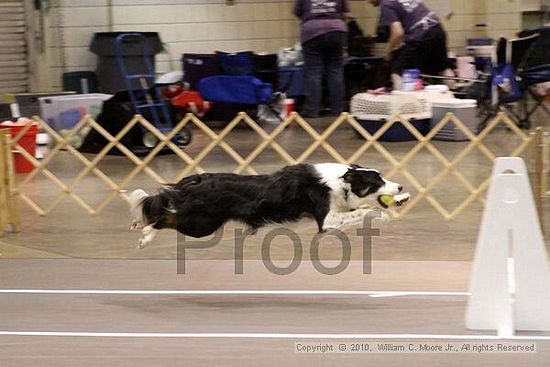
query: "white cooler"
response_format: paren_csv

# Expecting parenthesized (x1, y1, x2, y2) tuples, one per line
(431, 99, 479, 141)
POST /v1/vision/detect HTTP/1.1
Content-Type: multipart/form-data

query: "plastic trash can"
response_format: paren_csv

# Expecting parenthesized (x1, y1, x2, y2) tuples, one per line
(0, 120, 38, 173)
(90, 32, 163, 94)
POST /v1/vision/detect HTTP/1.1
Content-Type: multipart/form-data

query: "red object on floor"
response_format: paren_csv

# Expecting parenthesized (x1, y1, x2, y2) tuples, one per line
(283, 98, 295, 117)
(0, 120, 38, 173)
(171, 90, 212, 117)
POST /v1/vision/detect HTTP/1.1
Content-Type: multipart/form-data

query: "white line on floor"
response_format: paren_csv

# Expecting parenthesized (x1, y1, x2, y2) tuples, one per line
(0, 289, 469, 297)
(0, 331, 548, 340)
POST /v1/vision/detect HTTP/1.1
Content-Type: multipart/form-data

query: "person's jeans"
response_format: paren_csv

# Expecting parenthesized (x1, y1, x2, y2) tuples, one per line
(302, 31, 345, 117)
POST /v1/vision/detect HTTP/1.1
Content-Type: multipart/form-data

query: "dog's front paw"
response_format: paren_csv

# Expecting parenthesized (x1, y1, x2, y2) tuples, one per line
(138, 237, 148, 249)
(394, 193, 411, 207)
(131, 220, 144, 231)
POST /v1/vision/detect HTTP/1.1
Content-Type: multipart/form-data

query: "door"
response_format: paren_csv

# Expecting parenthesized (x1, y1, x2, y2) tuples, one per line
(0, 0, 29, 94)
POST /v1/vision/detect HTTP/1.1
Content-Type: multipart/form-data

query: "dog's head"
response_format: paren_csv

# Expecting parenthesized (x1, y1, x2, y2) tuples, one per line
(342, 165, 403, 208)
(128, 189, 150, 231)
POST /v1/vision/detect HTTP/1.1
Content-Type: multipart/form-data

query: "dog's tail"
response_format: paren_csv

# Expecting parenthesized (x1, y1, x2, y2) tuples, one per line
(119, 189, 132, 205)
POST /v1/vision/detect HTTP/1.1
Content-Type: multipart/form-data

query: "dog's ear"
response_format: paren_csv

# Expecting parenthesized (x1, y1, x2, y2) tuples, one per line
(342, 168, 357, 183)
(161, 183, 176, 189)
(343, 168, 385, 198)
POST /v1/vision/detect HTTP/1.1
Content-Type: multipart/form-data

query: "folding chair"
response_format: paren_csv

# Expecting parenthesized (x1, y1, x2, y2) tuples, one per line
(517, 27, 550, 127)
(497, 34, 538, 127)
(476, 33, 540, 130)
(422, 33, 542, 129)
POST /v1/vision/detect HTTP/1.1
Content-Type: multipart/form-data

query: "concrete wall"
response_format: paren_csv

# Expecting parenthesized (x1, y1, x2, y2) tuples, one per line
(35, 0, 523, 91)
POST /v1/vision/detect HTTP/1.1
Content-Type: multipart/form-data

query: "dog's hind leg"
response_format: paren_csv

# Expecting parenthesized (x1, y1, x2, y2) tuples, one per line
(242, 226, 258, 236)
(138, 224, 158, 249)
(313, 205, 330, 233)
(323, 209, 372, 230)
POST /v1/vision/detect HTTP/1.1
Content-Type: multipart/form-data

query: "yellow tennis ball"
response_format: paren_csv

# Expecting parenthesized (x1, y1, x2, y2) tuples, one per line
(379, 194, 394, 205)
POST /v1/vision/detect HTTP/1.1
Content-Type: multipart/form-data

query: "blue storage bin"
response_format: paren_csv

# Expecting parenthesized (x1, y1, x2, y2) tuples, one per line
(354, 118, 431, 142)
(198, 76, 272, 105)
(216, 51, 254, 76)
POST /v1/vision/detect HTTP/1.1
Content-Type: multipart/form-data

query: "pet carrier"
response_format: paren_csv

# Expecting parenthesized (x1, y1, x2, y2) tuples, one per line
(350, 93, 432, 141)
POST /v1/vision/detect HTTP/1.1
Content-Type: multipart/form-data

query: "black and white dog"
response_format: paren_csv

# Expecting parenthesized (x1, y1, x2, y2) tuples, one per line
(129, 163, 410, 248)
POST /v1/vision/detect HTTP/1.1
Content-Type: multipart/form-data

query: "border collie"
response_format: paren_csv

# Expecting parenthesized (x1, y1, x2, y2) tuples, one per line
(129, 163, 410, 248)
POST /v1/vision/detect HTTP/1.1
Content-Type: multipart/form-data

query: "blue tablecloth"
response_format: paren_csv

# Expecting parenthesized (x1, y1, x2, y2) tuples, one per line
(277, 66, 305, 97)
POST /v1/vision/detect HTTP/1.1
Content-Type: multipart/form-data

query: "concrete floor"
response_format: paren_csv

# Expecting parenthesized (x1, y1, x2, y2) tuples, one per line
(1, 115, 549, 366)
(0, 260, 549, 366)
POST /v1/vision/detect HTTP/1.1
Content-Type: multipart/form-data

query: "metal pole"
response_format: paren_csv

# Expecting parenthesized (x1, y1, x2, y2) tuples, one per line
(107, 0, 114, 32)
(0, 130, 7, 237)
(529, 127, 545, 233)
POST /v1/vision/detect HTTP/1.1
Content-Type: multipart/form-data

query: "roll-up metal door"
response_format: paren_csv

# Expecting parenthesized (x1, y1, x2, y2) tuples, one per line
(0, 0, 28, 94)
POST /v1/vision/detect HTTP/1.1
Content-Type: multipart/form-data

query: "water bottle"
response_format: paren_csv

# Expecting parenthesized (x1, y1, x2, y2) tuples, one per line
(402, 68, 420, 92)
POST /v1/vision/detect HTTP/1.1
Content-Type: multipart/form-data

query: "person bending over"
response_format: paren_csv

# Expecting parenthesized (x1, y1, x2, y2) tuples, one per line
(294, 0, 351, 118)
(368, 0, 454, 89)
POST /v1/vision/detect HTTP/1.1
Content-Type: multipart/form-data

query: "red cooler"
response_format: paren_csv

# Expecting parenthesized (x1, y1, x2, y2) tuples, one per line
(0, 120, 38, 173)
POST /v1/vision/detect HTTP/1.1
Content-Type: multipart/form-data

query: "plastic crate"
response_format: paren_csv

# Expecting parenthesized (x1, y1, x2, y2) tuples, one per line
(354, 118, 431, 142)
(351, 93, 431, 119)
(39, 93, 112, 131)
(350, 92, 432, 142)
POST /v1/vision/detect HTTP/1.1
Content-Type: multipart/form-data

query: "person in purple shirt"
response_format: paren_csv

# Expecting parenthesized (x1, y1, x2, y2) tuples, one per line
(294, 0, 351, 117)
(368, 0, 454, 89)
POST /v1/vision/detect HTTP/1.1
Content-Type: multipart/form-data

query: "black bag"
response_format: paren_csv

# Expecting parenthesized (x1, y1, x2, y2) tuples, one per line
(253, 53, 278, 86)
(79, 90, 178, 155)
(347, 19, 374, 57)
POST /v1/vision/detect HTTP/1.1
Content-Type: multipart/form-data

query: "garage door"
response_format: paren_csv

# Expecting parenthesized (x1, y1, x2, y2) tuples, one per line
(0, 0, 28, 94)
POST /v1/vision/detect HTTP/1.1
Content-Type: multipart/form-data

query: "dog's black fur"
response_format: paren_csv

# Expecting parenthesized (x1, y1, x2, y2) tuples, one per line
(138, 163, 389, 238)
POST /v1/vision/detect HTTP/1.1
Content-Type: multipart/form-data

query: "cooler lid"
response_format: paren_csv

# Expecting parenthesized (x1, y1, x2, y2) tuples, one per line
(38, 94, 113, 103)
(432, 99, 477, 108)
(0, 118, 38, 130)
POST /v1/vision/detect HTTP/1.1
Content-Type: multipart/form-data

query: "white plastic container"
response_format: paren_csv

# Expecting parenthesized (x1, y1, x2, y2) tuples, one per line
(39, 93, 112, 131)
(350, 93, 432, 142)
(431, 99, 479, 141)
